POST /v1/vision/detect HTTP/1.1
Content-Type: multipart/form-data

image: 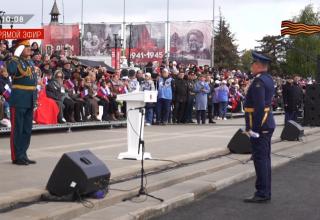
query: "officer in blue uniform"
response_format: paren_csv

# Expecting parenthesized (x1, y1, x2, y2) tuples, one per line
(7, 40, 37, 165)
(243, 51, 276, 203)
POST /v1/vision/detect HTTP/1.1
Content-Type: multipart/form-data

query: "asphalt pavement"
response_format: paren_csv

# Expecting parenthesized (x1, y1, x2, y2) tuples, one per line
(153, 149, 320, 220)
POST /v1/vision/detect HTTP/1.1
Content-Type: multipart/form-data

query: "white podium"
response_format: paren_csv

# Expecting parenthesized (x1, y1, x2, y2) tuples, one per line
(117, 91, 158, 160)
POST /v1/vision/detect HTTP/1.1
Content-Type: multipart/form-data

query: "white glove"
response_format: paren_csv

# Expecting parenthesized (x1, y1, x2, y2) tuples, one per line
(248, 130, 260, 138)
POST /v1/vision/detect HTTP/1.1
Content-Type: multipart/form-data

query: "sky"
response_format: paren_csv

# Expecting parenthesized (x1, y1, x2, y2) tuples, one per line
(1, 0, 319, 50)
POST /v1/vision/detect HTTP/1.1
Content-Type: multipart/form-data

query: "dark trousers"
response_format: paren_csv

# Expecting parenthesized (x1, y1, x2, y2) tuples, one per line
(63, 98, 75, 122)
(285, 111, 297, 124)
(73, 100, 85, 122)
(10, 107, 33, 161)
(55, 100, 65, 122)
(145, 103, 154, 124)
(173, 101, 186, 123)
(185, 96, 195, 122)
(108, 97, 118, 114)
(208, 104, 213, 121)
(0, 100, 3, 120)
(251, 129, 274, 198)
(219, 101, 228, 118)
(84, 97, 98, 118)
(213, 103, 219, 117)
(196, 110, 206, 124)
(156, 98, 171, 123)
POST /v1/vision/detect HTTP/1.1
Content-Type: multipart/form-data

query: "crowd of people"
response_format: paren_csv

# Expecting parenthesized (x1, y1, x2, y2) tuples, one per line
(0, 39, 315, 128)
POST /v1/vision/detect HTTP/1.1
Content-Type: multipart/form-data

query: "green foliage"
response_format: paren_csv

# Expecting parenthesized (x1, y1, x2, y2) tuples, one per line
(214, 14, 240, 69)
(285, 5, 320, 77)
(254, 4, 320, 77)
(255, 35, 289, 76)
(286, 5, 320, 76)
(240, 49, 252, 73)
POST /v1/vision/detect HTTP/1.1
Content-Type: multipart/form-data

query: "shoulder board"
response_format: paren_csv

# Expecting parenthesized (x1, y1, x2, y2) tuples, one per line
(6, 58, 17, 66)
(11, 56, 20, 62)
(253, 77, 265, 88)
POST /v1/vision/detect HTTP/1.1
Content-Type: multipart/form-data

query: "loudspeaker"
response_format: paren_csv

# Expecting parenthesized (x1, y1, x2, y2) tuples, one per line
(281, 120, 304, 141)
(227, 128, 252, 154)
(47, 150, 111, 197)
(304, 85, 320, 126)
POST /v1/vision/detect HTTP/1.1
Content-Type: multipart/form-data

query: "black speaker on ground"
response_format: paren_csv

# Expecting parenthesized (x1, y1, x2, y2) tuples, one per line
(47, 150, 111, 197)
(304, 84, 320, 126)
(281, 120, 304, 141)
(227, 128, 252, 154)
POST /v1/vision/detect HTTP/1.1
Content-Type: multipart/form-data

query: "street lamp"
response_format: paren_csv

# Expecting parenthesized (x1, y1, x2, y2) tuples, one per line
(106, 33, 123, 70)
(10, 18, 14, 29)
(127, 23, 133, 66)
(0, 11, 5, 29)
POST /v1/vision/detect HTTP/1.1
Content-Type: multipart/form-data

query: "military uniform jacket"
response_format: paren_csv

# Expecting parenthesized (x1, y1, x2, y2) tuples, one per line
(244, 72, 276, 133)
(6, 56, 37, 108)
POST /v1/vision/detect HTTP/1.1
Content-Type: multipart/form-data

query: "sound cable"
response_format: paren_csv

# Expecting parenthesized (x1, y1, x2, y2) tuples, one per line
(108, 176, 147, 192)
(75, 190, 94, 209)
(148, 158, 182, 166)
(126, 108, 141, 137)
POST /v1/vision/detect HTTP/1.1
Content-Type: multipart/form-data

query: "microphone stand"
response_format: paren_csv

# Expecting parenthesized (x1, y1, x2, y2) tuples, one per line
(123, 107, 163, 202)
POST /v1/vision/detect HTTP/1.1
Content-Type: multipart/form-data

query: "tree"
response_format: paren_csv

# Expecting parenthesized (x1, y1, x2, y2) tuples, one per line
(240, 49, 252, 73)
(255, 35, 289, 75)
(285, 4, 320, 77)
(214, 12, 240, 69)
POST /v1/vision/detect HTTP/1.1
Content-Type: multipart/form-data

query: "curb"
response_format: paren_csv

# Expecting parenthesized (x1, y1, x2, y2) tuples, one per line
(115, 133, 320, 220)
(0, 148, 229, 212)
(1, 126, 319, 220)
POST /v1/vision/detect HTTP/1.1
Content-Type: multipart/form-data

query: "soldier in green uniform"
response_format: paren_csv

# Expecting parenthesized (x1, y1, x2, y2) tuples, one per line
(7, 40, 37, 165)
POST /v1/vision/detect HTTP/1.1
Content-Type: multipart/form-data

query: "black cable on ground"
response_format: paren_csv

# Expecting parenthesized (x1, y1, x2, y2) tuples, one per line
(148, 158, 182, 165)
(110, 152, 233, 186)
(76, 190, 95, 209)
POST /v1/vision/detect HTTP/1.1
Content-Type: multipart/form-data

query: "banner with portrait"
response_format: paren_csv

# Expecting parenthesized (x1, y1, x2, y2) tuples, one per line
(83, 23, 122, 56)
(125, 23, 165, 65)
(42, 24, 80, 56)
(170, 21, 213, 65)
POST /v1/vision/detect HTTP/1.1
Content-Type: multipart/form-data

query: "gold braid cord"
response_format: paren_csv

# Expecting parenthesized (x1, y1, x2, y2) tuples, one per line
(12, 57, 33, 79)
(281, 20, 320, 36)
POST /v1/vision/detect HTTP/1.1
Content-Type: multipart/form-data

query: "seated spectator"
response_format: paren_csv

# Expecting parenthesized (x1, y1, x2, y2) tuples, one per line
(32, 51, 42, 68)
(0, 40, 10, 61)
(62, 59, 72, 80)
(64, 76, 86, 122)
(0, 66, 11, 124)
(31, 42, 41, 55)
(97, 80, 111, 121)
(83, 75, 99, 121)
(111, 73, 125, 119)
(33, 70, 60, 124)
(46, 70, 75, 123)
